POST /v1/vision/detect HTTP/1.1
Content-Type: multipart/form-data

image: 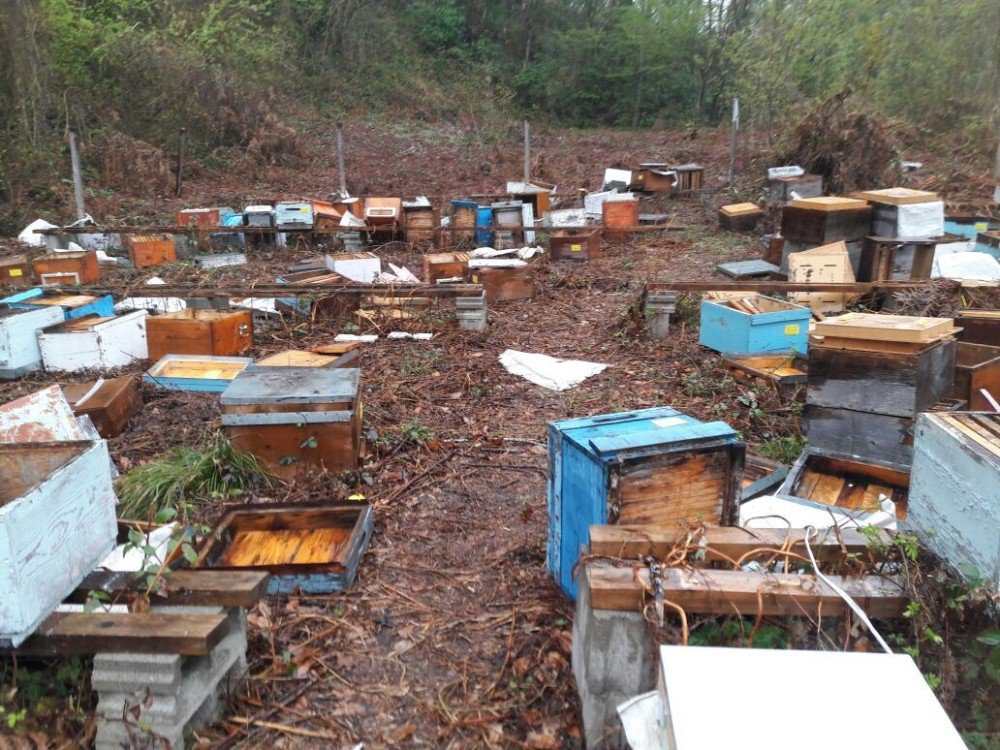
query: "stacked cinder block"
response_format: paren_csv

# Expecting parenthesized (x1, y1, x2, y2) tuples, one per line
(455, 292, 487, 332)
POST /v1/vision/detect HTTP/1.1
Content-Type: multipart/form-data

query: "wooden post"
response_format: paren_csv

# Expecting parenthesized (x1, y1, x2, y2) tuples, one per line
(337, 122, 347, 196)
(174, 128, 187, 198)
(728, 98, 739, 191)
(523, 120, 531, 184)
(67, 131, 86, 220)
(993, 126, 1000, 204)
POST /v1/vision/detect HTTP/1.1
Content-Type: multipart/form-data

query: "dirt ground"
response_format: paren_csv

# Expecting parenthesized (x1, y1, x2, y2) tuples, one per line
(0, 122, 996, 748)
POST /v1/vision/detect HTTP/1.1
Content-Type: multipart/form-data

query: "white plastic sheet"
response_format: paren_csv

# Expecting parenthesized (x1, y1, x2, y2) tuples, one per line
(740, 494, 897, 530)
(499, 349, 608, 391)
(932, 251, 1000, 283)
(17, 219, 58, 246)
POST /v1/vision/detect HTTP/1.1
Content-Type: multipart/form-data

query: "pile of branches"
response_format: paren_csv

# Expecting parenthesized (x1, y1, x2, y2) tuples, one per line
(783, 90, 900, 193)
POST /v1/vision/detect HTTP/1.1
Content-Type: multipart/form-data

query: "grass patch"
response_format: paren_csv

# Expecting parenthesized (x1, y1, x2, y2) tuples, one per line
(116, 435, 270, 520)
(755, 434, 806, 465)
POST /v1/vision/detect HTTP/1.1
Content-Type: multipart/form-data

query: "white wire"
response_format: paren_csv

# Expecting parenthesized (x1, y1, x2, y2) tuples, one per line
(803, 525, 893, 655)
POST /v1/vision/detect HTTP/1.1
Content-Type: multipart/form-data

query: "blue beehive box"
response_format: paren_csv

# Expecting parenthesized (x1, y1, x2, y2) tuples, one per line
(475, 205, 493, 246)
(699, 295, 810, 356)
(2, 288, 115, 321)
(547, 407, 744, 599)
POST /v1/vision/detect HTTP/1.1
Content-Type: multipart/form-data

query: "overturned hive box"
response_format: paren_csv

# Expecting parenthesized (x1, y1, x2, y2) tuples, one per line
(61, 376, 142, 438)
(146, 309, 253, 361)
(221, 367, 362, 479)
(38, 312, 149, 372)
(0, 304, 66, 379)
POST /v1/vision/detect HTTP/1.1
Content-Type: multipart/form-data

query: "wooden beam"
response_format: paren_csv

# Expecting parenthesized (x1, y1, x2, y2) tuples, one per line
(33, 223, 685, 236)
(40, 283, 485, 299)
(646, 281, 937, 293)
(12, 612, 228, 656)
(585, 566, 907, 618)
(588, 525, 891, 564)
(70, 570, 270, 609)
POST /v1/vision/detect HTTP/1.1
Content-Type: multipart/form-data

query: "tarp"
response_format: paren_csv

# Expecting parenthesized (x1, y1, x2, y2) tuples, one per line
(499, 350, 608, 391)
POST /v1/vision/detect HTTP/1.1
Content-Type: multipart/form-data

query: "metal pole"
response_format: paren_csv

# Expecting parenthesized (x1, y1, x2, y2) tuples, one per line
(523, 120, 531, 184)
(336, 122, 347, 196)
(728, 98, 739, 191)
(67, 131, 86, 220)
(174, 128, 187, 197)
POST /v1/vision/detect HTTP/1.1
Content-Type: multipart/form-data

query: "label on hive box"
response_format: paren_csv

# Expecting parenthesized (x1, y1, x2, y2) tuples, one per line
(9, 269, 21, 276)
(785, 324, 801, 335)
(571, 244, 581, 252)
(651, 416, 686, 428)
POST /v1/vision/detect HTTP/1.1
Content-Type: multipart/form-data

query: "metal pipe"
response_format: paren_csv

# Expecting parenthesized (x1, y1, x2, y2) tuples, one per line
(67, 131, 86, 220)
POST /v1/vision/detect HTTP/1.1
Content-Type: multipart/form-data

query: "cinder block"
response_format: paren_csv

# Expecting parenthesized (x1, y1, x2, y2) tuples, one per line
(94, 607, 247, 750)
(644, 292, 677, 340)
(456, 293, 488, 332)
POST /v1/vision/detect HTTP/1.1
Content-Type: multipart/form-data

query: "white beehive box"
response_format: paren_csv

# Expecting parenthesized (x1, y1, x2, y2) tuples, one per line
(38, 310, 148, 372)
(0, 440, 118, 646)
(0, 305, 66, 379)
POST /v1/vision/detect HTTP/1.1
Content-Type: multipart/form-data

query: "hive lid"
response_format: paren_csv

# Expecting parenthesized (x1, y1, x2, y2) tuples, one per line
(221, 366, 360, 405)
(720, 203, 764, 216)
(853, 187, 939, 205)
(789, 196, 869, 211)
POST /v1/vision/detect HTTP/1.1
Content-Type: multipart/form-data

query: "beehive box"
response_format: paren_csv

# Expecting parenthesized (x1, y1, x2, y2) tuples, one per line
(672, 163, 704, 192)
(699, 295, 810, 356)
(602, 198, 640, 242)
(788, 241, 855, 312)
(950, 342, 1000, 411)
(38, 311, 149, 372)
(146, 309, 253, 361)
(196, 502, 374, 594)
(781, 201, 872, 244)
(423, 252, 471, 283)
(32, 251, 101, 285)
(61, 376, 142, 438)
(253, 347, 359, 369)
(632, 165, 675, 194)
(3, 288, 115, 321)
(144, 354, 252, 393)
(127, 235, 176, 268)
(221, 367, 362, 479)
(719, 203, 764, 231)
(0, 305, 66, 379)
(403, 205, 438, 244)
(550, 230, 600, 261)
(547, 407, 744, 598)
(956, 310, 1000, 347)
(275, 201, 314, 230)
(0, 440, 117, 646)
(177, 207, 232, 228)
(0, 255, 32, 287)
(467, 262, 534, 302)
(767, 174, 823, 204)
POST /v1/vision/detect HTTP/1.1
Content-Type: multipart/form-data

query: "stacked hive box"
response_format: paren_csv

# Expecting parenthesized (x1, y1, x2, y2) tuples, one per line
(854, 188, 944, 279)
(805, 313, 958, 470)
(779, 196, 872, 274)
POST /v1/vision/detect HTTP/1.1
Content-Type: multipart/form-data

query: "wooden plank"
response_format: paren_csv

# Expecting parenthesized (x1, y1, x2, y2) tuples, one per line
(795, 468, 823, 498)
(14, 612, 228, 655)
(809, 474, 846, 505)
(70, 569, 269, 608)
(585, 566, 907, 617)
(940, 414, 1000, 458)
(814, 313, 954, 344)
(588, 525, 890, 563)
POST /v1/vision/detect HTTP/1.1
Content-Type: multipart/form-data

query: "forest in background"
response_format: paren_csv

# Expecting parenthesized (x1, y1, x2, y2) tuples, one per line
(1, 0, 997, 224)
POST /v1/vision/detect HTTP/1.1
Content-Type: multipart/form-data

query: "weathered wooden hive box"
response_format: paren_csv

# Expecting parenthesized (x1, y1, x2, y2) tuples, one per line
(699, 294, 810, 356)
(0, 439, 117, 646)
(467, 261, 534, 302)
(146, 309, 253, 361)
(550, 230, 600, 261)
(780, 198, 871, 270)
(177, 207, 231, 228)
(602, 198, 640, 242)
(61, 376, 142, 438)
(0, 304, 66, 379)
(0, 255, 33, 287)
(38, 311, 149, 372)
(956, 310, 1000, 347)
(950, 342, 1000, 411)
(906, 412, 1000, 587)
(632, 164, 675, 194)
(274, 268, 347, 316)
(547, 407, 744, 598)
(196, 502, 374, 594)
(221, 367, 362, 479)
(768, 173, 822, 204)
(718, 203, 764, 231)
(491, 200, 524, 248)
(671, 163, 703, 192)
(127, 234, 176, 268)
(423, 252, 471, 283)
(451, 200, 478, 242)
(32, 250, 101, 285)
(144, 354, 252, 393)
(3, 288, 115, 320)
(403, 204, 438, 244)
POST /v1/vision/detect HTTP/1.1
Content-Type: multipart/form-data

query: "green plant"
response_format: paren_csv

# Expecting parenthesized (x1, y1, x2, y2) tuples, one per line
(755, 434, 806, 465)
(397, 420, 436, 447)
(116, 435, 270, 519)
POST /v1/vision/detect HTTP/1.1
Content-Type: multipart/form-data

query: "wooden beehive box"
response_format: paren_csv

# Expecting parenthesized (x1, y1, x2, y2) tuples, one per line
(778, 446, 909, 520)
(788, 241, 856, 312)
(632, 165, 675, 194)
(768, 174, 823, 204)
(254, 346, 360, 369)
(0, 305, 66, 379)
(220, 367, 362, 479)
(61, 376, 142, 438)
(127, 234, 176, 268)
(719, 203, 764, 231)
(403, 205, 439, 244)
(423, 252, 471, 283)
(550, 230, 600, 261)
(144, 354, 252, 393)
(38, 312, 149, 372)
(0, 255, 32, 287)
(672, 163, 703, 192)
(364, 197, 402, 237)
(547, 407, 744, 598)
(602, 198, 640, 242)
(177, 207, 230, 228)
(4, 289, 115, 321)
(955, 310, 1000, 347)
(699, 295, 810, 356)
(467, 261, 534, 302)
(196, 502, 374, 594)
(0, 440, 117, 646)
(781, 201, 872, 244)
(951, 342, 1000, 411)
(146, 309, 253, 361)
(32, 251, 101, 285)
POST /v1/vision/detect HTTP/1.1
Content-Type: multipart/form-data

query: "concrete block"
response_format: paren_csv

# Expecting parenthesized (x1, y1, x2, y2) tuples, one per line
(572, 578, 656, 749)
(455, 293, 488, 332)
(644, 292, 677, 340)
(94, 607, 247, 750)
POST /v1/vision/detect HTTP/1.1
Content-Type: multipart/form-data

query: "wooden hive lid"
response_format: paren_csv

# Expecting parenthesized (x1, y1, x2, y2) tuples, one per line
(814, 312, 955, 343)
(789, 196, 869, 211)
(853, 187, 939, 205)
(720, 203, 763, 217)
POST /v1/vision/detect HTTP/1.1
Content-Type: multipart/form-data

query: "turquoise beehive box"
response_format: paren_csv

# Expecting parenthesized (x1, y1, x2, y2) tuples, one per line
(547, 407, 744, 599)
(699, 295, 810, 356)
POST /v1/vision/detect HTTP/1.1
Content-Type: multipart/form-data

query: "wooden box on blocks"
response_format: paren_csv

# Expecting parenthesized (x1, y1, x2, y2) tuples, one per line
(0, 255, 32, 287)
(221, 367, 362, 479)
(547, 407, 744, 598)
(61, 376, 142, 438)
(467, 264, 534, 302)
(550, 230, 600, 261)
(0, 440, 117, 647)
(196, 502, 374, 594)
(423, 252, 471, 283)
(699, 295, 810, 356)
(38, 312, 149, 372)
(145, 309, 253, 361)
(144, 354, 252, 393)
(127, 235, 176, 268)
(32, 251, 101, 285)
(719, 203, 764, 231)
(403, 205, 439, 244)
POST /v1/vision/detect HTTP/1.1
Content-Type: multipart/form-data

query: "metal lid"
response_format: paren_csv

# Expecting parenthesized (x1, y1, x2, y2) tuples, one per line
(221, 367, 360, 404)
